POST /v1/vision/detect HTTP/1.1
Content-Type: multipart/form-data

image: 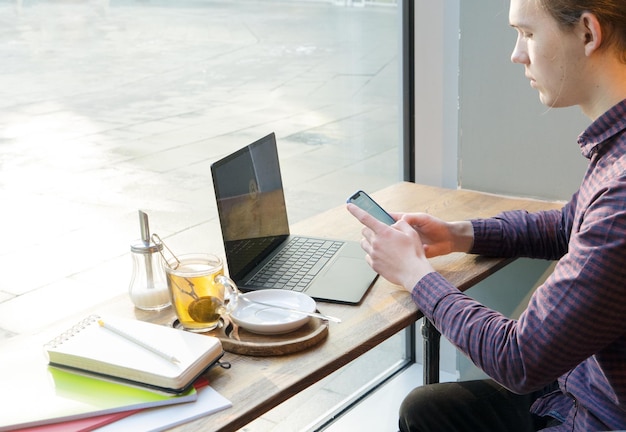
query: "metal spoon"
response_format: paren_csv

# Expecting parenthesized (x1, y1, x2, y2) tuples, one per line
(239, 296, 342, 323)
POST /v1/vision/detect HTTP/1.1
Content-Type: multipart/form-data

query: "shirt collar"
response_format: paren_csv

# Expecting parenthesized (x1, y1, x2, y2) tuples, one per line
(578, 99, 626, 159)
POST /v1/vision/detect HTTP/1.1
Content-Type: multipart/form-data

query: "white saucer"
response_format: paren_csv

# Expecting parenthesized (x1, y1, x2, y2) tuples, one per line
(230, 290, 316, 335)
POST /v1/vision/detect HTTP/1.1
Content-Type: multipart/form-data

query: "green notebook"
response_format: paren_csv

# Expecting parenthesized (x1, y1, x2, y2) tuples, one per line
(0, 332, 197, 431)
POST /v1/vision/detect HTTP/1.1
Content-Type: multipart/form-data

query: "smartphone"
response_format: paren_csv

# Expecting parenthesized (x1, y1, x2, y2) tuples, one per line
(347, 190, 395, 225)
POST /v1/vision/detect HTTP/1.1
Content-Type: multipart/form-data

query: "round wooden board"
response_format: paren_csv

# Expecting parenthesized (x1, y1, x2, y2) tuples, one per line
(184, 312, 328, 357)
(216, 316, 329, 356)
(172, 315, 329, 356)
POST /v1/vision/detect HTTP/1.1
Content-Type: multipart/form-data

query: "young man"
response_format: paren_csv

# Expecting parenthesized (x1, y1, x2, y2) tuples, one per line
(347, 0, 626, 430)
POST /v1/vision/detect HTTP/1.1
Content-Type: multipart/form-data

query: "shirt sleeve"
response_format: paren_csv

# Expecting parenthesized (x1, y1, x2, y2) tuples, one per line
(469, 201, 573, 260)
(413, 186, 626, 394)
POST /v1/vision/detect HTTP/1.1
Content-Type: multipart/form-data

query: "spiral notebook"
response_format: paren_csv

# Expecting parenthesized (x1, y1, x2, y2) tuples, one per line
(44, 315, 224, 394)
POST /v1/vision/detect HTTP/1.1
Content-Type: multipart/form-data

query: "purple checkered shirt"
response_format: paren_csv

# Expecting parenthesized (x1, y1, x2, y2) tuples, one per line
(413, 99, 626, 431)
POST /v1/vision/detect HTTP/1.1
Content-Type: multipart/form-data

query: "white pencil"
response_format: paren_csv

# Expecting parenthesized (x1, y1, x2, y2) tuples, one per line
(98, 319, 180, 364)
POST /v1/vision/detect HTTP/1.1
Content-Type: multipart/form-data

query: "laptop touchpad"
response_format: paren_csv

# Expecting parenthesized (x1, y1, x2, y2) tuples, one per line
(309, 257, 376, 304)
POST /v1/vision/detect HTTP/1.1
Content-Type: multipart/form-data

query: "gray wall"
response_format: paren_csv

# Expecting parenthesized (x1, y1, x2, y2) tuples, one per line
(458, 1, 588, 200)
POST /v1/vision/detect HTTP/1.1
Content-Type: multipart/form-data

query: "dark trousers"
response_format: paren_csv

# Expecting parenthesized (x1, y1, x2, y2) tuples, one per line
(399, 379, 561, 432)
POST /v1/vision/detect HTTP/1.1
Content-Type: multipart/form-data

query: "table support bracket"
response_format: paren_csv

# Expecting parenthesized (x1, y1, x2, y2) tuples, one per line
(422, 318, 441, 385)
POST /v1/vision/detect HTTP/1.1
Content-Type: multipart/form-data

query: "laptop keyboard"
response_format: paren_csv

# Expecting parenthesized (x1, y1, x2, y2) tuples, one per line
(248, 237, 344, 291)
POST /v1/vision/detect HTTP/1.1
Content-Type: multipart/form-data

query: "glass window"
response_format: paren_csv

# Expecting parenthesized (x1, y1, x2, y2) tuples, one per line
(1, 0, 402, 427)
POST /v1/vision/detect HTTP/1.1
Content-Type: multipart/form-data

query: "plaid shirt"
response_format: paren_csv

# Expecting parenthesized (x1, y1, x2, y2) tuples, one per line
(414, 99, 626, 431)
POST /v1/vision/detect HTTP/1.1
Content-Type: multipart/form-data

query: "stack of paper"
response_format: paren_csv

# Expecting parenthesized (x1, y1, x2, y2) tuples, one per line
(0, 323, 231, 432)
(10, 380, 232, 432)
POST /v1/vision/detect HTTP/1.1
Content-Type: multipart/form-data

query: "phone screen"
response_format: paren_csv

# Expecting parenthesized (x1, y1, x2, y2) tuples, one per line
(347, 190, 395, 225)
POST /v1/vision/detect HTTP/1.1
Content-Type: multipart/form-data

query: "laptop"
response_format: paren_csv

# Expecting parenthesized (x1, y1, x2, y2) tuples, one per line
(210, 132, 377, 304)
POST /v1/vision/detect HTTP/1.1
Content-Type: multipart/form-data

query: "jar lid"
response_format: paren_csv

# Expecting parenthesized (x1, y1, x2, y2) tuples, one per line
(130, 240, 163, 254)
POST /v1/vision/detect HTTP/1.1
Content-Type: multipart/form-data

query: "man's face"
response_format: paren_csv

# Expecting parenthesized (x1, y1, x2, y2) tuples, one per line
(509, 0, 589, 108)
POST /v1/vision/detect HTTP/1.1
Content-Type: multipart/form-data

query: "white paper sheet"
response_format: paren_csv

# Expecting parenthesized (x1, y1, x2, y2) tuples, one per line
(94, 386, 232, 432)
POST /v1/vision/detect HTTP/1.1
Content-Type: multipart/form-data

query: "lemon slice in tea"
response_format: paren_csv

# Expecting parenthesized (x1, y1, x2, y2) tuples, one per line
(188, 296, 223, 323)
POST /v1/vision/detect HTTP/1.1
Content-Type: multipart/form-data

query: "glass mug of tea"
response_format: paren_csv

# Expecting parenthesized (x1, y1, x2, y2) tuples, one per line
(163, 253, 239, 332)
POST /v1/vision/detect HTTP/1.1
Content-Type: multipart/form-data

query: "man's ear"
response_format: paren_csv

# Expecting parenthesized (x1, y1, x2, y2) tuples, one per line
(580, 12, 603, 56)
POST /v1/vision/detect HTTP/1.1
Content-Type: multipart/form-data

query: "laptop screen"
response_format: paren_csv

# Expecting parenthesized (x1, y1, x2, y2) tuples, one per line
(211, 133, 290, 279)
